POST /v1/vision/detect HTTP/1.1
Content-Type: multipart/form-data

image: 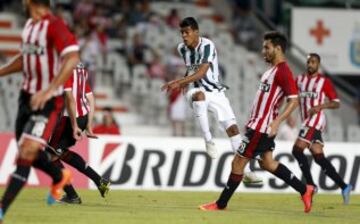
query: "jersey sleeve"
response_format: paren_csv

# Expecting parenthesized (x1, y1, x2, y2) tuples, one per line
(64, 72, 74, 91)
(275, 64, 298, 98)
(48, 17, 79, 57)
(323, 78, 339, 102)
(200, 42, 216, 64)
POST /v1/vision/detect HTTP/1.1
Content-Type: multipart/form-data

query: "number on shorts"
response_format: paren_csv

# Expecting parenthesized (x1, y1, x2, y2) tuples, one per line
(300, 127, 309, 138)
(32, 121, 46, 137)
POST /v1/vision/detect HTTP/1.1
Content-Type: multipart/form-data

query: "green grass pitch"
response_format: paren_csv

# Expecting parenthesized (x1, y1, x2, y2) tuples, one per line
(0, 188, 359, 224)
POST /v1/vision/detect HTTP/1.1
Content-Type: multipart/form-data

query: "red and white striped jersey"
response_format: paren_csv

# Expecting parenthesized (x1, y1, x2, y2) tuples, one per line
(246, 62, 298, 133)
(63, 66, 92, 117)
(21, 14, 79, 95)
(296, 73, 339, 131)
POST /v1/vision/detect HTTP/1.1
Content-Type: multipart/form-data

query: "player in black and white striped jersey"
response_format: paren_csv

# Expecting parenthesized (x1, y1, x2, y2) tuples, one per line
(162, 17, 262, 186)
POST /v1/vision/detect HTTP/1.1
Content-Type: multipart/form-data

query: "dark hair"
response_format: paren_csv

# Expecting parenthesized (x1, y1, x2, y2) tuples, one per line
(103, 106, 113, 113)
(263, 31, 288, 53)
(179, 17, 199, 30)
(31, 0, 51, 7)
(308, 53, 321, 63)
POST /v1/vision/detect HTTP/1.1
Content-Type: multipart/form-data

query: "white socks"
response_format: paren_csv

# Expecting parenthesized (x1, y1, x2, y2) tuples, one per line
(192, 101, 212, 142)
(230, 134, 242, 152)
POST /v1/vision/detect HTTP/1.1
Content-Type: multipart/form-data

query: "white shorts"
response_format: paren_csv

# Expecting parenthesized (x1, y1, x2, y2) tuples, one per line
(186, 87, 235, 122)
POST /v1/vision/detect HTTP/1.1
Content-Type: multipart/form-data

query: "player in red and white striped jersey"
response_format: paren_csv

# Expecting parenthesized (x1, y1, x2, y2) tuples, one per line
(292, 53, 352, 204)
(200, 31, 314, 213)
(45, 63, 110, 204)
(0, 0, 80, 220)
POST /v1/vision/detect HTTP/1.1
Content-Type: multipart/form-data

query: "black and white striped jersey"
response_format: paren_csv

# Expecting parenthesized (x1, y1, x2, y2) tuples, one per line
(177, 37, 227, 92)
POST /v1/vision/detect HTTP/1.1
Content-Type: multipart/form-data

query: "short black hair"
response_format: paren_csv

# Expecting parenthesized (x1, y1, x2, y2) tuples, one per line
(308, 53, 321, 63)
(263, 31, 288, 53)
(179, 17, 199, 30)
(31, 0, 51, 7)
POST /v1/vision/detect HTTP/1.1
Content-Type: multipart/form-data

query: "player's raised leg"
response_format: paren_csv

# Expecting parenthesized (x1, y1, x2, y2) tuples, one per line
(192, 91, 217, 159)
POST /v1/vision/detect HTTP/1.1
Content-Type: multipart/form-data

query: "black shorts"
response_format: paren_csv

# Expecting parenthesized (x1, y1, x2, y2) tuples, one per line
(236, 128, 275, 159)
(298, 126, 323, 145)
(46, 115, 88, 156)
(15, 90, 64, 145)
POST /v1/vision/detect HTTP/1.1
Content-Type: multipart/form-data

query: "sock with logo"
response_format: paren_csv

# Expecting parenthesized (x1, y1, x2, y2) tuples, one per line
(216, 173, 243, 209)
(0, 158, 32, 214)
(314, 153, 347, 190)
(272, 163, 306, 195)
(62, 151, 101, 187)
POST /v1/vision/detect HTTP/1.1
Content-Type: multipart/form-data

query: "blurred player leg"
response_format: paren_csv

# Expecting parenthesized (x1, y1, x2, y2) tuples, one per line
(292, 139, 317, 189)
(311, 143, 352, 204)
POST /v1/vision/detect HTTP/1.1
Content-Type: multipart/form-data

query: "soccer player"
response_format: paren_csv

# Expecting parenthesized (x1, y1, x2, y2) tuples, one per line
(0, 0, 80, 221)
(199, 31, 315, 213)
(292, 53, 352, 204)
(161, 17, 262, 186)
(46, 63, 110, 204)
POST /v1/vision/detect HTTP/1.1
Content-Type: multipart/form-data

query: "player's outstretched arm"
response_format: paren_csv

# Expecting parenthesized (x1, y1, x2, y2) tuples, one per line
(308, 100, 340, 116)
(269, 97, 299, 137)
(30, 51, 80, 110)
(0, 54, 23, 77)
(161, 63, 209, 92)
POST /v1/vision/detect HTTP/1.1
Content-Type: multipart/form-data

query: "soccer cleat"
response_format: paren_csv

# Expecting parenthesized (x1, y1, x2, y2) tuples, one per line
(47, 169, 72, 205)
(0, 207, 3, 223)
(59, 195, 82, 204)
(98, 178, 111, 198)
(205, 140, 218, 159)
(243, 172, 263, 186)
(199, 202, 225, 211)
(341, 184, 352, 205)
(301, 185, 315, 213)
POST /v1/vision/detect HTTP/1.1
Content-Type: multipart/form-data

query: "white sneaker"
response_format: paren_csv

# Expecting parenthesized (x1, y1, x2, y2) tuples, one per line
(243, 172, 263, 186)
(205, 140, 218, 159)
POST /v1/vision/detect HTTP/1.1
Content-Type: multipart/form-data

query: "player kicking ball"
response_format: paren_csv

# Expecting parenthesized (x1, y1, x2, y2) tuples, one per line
(199, 31, 314, 213)
(161, 17, 262, 186)
(292, 53, 352, 204)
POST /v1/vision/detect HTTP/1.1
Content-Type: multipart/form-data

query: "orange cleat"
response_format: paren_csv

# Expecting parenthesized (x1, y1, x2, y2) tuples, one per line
(47, 169, 72, 205)
(199, 202, 225, 211)
(301, 185, 315, 213)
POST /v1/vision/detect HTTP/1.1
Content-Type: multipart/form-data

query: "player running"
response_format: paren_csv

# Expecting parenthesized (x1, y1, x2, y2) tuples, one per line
(292, 53, 352, 204)
(0, 0, 80, 222)
(199, 31, 315, 213)
(46, 63, 110, 204)
(161, 17, 262, 186)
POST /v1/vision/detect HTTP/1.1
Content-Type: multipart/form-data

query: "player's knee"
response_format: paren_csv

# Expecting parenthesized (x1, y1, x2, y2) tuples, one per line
(192, 91, 205, 101)
(224, 122, 239, 136)
(18, 140, 41, 161)
(292, 145, 304, 158)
